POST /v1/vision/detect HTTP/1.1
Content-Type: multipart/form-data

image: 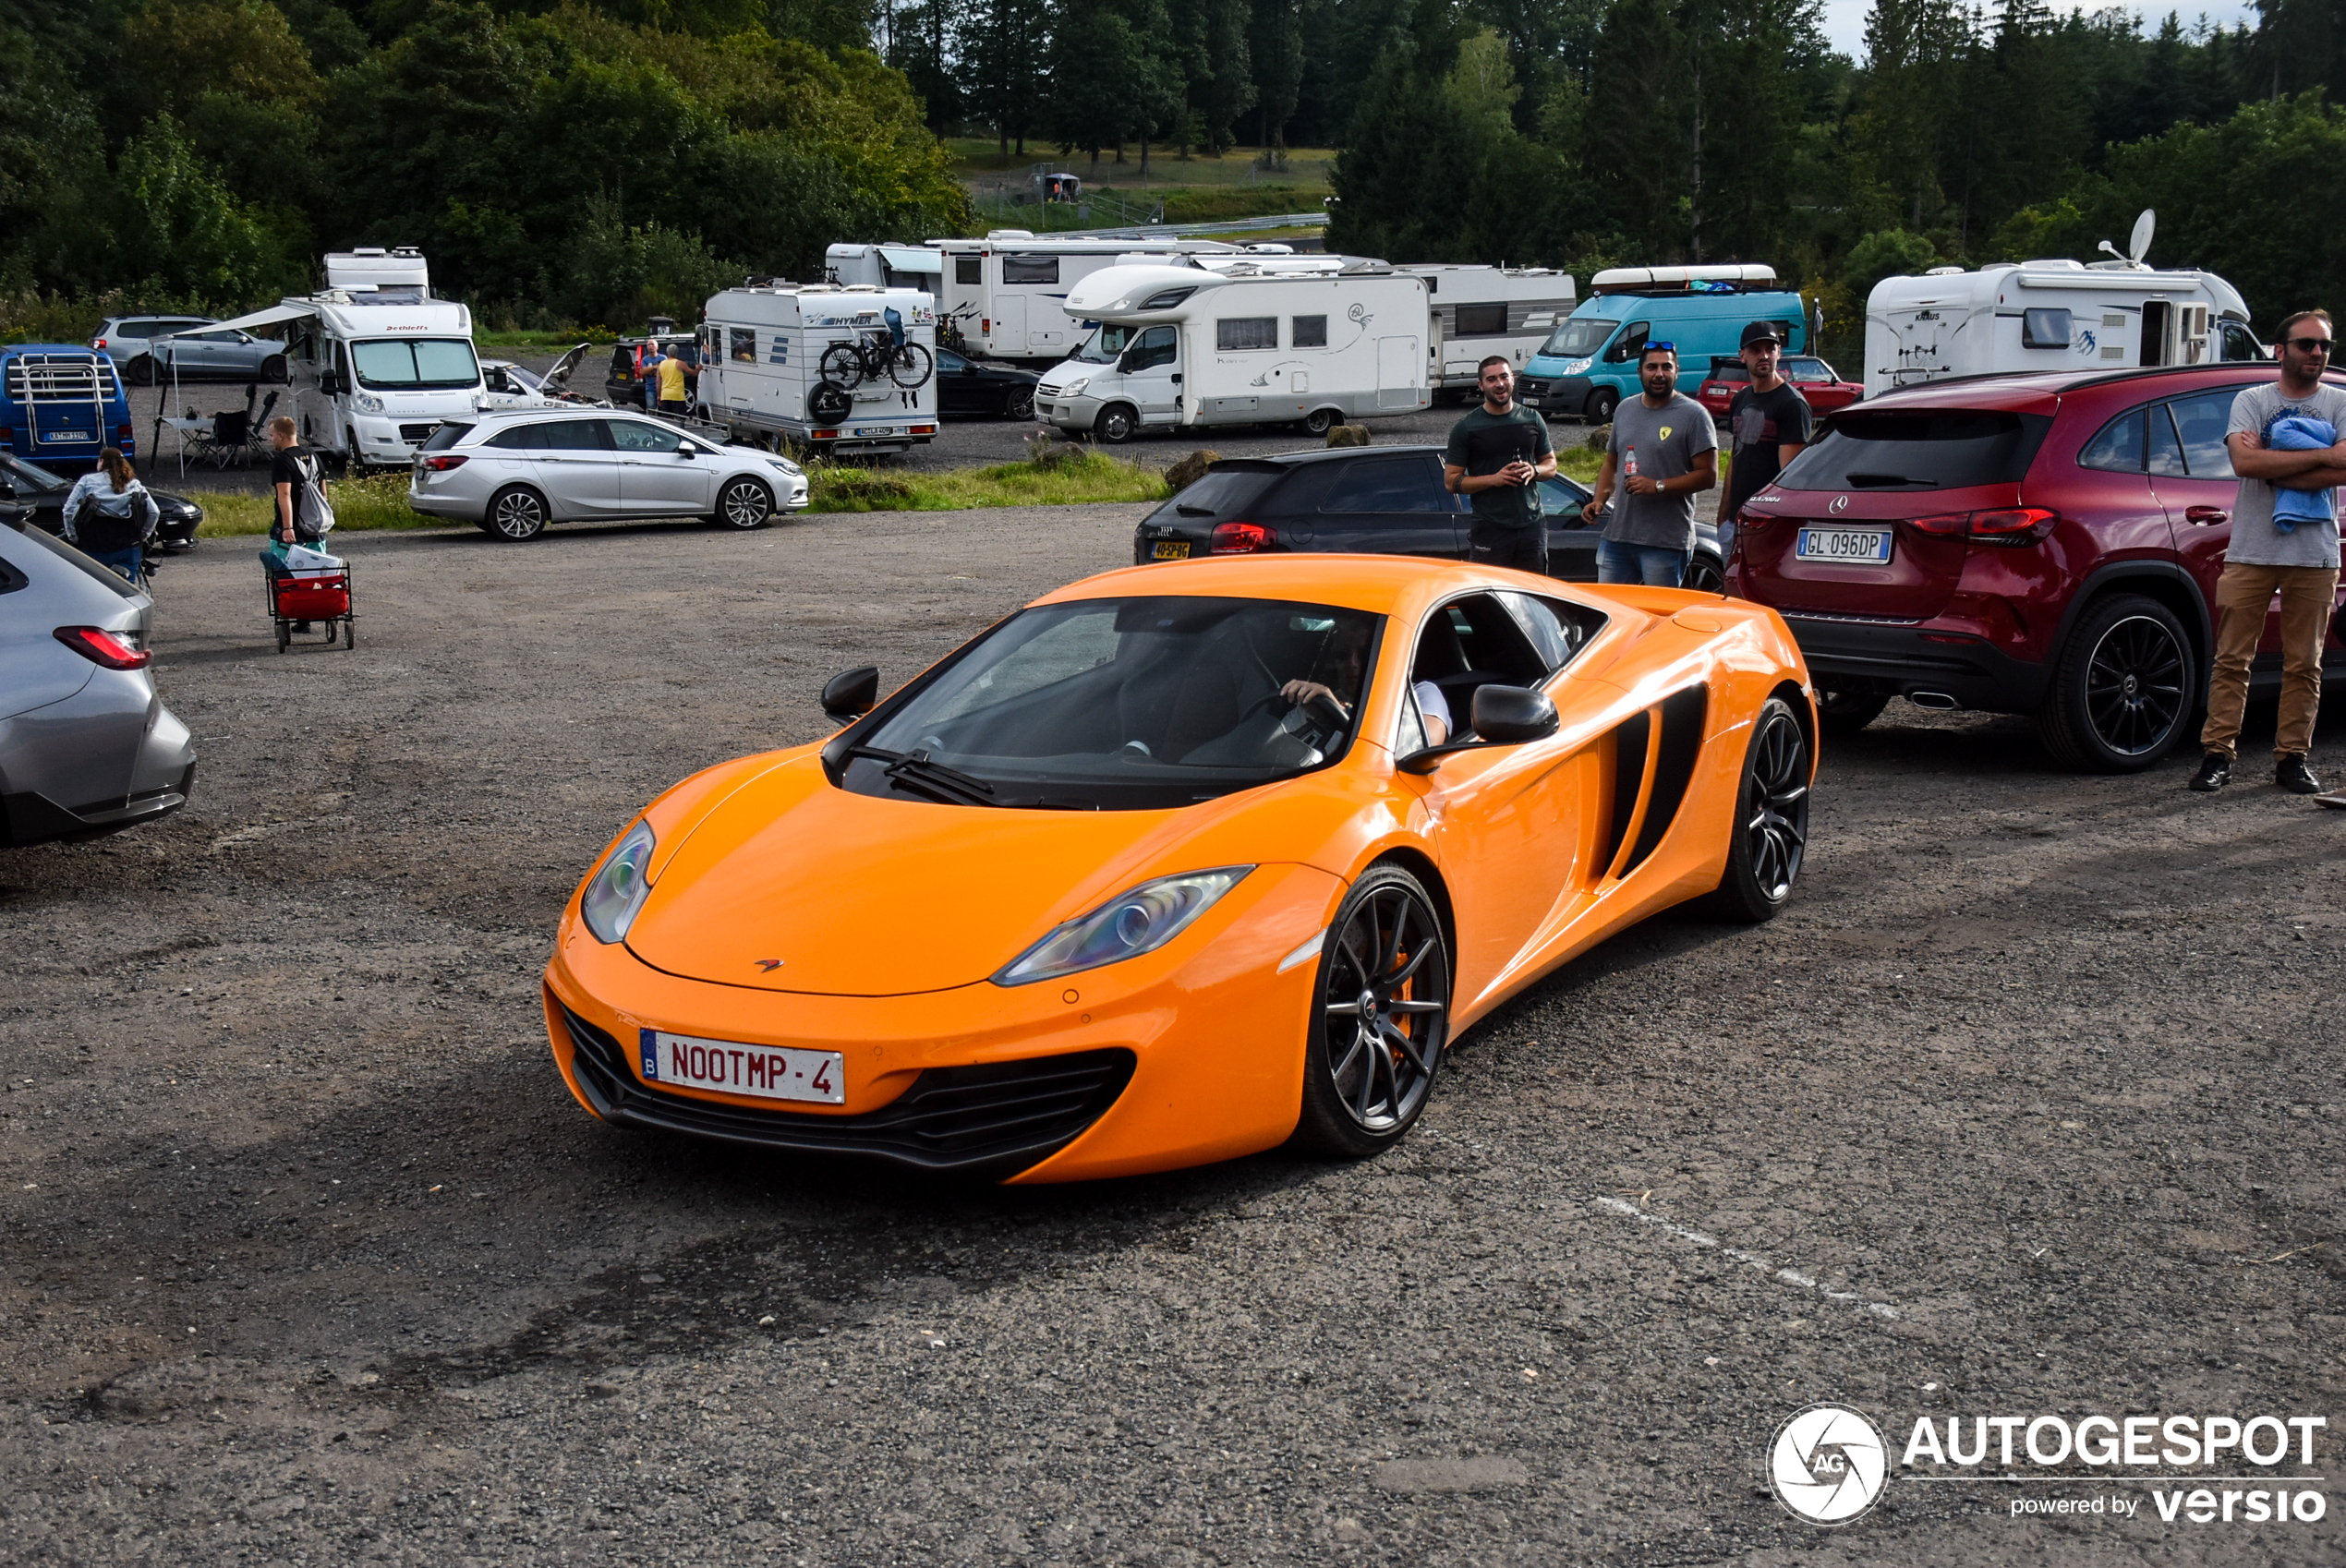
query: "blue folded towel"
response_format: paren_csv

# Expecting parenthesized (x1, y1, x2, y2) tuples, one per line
(2267, 413, 2338, 532)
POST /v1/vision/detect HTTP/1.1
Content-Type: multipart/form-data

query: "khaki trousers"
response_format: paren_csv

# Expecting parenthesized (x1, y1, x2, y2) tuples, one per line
(2199, 561, 2339, 759)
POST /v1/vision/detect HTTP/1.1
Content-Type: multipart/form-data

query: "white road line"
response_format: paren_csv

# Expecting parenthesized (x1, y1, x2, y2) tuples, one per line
(1590, 1196, 1900, 1320)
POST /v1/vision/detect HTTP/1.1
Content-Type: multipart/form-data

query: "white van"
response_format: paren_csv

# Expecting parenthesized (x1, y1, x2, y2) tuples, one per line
(1034, 259, 1432, 442)
(932, 232, 1246, 363)
(1865, 257, 2263, 398)
(189, 248, 486, 470)
(695, 282, 940, 457)
(1397, 265, 1577, 392)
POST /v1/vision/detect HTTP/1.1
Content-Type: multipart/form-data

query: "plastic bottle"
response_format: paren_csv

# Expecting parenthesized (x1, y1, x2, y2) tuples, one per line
(1624, 447, 1639, 485)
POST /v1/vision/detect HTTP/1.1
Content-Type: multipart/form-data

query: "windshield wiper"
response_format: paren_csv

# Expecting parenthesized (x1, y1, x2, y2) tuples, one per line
(846, 745, 1000, 808)
(1844, 471, 1933, 488)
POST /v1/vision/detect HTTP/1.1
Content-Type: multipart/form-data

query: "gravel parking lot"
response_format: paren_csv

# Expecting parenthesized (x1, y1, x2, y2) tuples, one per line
(4, 506, 2341, 1565)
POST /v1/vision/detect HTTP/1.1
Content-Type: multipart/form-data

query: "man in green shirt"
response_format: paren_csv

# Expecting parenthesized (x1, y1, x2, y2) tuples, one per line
(1445, 355, 1558, 573)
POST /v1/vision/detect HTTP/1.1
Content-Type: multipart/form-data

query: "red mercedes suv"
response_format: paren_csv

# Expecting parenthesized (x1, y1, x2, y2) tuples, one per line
(1727, 366, 2346, 772)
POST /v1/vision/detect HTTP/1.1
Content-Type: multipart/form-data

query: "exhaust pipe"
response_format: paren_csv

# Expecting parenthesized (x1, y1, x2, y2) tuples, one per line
(1906, 690, 1961, 710)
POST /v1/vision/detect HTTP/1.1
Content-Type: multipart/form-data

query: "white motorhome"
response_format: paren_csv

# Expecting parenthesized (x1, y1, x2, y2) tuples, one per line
(192, 247, 486, 470)
(1864, 218, 2262, 397)
(932, 232, 1247, 363)
(1397, 265, 1577, 391)
(823, 243, 946, 294)
(1034, 259, 1432, 442)
(695, 283, 940, 457)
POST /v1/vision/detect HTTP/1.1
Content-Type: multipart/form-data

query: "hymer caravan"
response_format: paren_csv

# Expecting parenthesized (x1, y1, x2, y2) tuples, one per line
(695, 283, 940, 457)
(193, 248, 485, 470)
(933, 233, 1247, 363)
(1863, 212, 2263, 396)
(1035, 259, 1432, 442)
(1397, 265, 1578, 392)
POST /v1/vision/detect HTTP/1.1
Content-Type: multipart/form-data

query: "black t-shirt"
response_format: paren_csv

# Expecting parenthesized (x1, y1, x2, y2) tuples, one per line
(1724, 382, 1814, 515)
(270, 444, 310, 533)
(1444, 404, 1554, 530)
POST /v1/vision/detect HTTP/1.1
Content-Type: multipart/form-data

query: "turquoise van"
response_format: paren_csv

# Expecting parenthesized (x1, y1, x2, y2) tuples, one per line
(1516, 266, 1816, 423)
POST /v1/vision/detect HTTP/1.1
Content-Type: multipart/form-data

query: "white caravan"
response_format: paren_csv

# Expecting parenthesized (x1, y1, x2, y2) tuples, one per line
(823, 243, 946, 294)
(188, 247, 486, 470)
(1034, 259, 1432, 443)
(694, 283, 939, 457)
(932, 232, 1247, 363)
(1397, 265, 1577, 391)
(1864, 214, 2262, 397)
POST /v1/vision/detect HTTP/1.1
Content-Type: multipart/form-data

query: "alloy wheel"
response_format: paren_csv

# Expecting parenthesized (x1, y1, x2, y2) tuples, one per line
(2083, 614, 2186, 757)
(490, 488, 547, 540)
(1742, 706, 1809, 901)
(718, 478, 772, 529)
(1319, 883, 1448, 1132)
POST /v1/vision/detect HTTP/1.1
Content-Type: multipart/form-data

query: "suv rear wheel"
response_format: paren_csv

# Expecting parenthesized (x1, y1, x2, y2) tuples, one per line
(2036, 593, 2195, 773)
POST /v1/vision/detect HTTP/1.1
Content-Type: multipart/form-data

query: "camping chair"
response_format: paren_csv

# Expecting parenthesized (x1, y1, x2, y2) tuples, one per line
(237, 391, 280, 464)
(192, 407, 250, 470)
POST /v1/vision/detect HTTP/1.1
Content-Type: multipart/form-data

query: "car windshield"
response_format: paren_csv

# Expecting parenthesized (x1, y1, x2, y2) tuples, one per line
(1784, 357, 1828, 379)
(351, 338, 481, 390)
(1774, 410, 2052, 492)
(842, 596, 1384, 811)
(1, 452, 67, 488)
(1540, 317, 1617, 358)
(1073, 325, 1140, 365)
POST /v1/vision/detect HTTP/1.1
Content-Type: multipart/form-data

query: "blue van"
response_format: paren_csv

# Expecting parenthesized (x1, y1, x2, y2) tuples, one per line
(0, 346, 136, 473)
(1517, 267, 1815, 424)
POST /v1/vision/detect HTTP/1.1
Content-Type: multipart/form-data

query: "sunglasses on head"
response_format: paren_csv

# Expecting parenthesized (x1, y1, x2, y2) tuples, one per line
(2286, 336, 2333, 355)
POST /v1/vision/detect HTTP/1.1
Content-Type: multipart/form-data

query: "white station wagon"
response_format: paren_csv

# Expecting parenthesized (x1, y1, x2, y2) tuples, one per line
(407, 408, 811, 540)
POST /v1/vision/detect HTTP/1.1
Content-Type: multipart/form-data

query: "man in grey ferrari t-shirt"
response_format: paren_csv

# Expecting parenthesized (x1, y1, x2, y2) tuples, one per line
(2188, 308, 2346, 796)
(1578, 342, 1717, 585)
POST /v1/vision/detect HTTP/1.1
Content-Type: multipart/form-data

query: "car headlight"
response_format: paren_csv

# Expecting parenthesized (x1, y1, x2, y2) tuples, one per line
(579, 820, 657, 944)
(1563, 358, 1592, 375)
(1060, 377, 1089, 398)
(769, 455, 804, 476)
(993, 867, 1252, 986)
(354, 392, 386, 415)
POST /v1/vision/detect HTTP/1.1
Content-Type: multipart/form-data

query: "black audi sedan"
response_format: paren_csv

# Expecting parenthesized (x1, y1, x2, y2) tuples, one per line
(0, 451, 203, 550)
(1131, 445, 1725, 588)
(936, 347, 1038, 420)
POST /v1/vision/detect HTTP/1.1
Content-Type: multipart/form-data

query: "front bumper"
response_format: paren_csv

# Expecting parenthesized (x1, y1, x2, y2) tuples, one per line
(1034, 390, 1105, 431)
(1517, 375, 1595, 416)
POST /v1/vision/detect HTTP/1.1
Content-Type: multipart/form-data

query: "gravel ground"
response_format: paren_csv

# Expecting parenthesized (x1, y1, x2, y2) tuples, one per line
(3, 506, 2342, 1565)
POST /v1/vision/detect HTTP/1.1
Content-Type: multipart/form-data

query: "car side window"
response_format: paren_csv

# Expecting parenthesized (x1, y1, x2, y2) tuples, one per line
(487, 423, 547, 450)
(1129, 326, 1177, 371)
(610, 420, 682, 452)
(2078, 408, 2145, 472)
(2167, 390, 2239, 478)
(1322, 454, 1448, 513)
(2146, 404, 2188, 476)
(1494, 592, 1598, 672)
(543, 419, 611, 451)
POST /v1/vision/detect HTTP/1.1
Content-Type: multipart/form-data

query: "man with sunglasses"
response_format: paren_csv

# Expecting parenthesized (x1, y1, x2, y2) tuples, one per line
(2189, 310, 2346, 795)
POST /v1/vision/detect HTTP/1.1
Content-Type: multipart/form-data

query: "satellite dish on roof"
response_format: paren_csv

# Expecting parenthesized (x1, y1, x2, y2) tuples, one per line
(2129, 210, 2155, 263)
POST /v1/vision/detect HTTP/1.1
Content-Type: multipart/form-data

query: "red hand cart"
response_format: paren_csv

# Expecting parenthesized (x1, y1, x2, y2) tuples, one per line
(261, 557, 356, 653)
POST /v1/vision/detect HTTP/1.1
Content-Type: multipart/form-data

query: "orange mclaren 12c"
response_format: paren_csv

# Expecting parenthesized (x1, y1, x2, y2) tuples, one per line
(543, 557, 1817, 1182)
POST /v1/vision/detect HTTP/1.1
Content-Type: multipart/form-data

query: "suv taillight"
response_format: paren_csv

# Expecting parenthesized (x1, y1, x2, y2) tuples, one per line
(1737, 507, 1776, 531)
(421, 453, 469, 472)
(1209, 522, 1272, 553)
(1908, 507, 2057, 545)
(55, 626, 150, 669)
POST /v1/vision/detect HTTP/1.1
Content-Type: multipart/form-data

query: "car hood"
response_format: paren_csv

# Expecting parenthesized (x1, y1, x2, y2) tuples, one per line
(543, 343, 592, 392)
(621, 752, 1355, 996)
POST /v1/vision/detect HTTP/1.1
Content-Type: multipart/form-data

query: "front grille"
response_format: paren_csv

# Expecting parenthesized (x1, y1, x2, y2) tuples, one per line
(556, 999, 1134, 1180)
(1518, 379, 1548, 398)
(397, 422, 439, 443)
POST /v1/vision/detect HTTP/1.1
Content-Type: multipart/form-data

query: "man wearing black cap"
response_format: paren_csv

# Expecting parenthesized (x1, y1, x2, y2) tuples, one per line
(1717, 320, 1813, 555)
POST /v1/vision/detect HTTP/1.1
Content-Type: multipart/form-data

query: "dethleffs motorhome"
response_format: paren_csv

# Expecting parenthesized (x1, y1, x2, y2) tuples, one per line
(933, 233, 1248, 363)
(695, 282, 940, 457)
(1863, 213, 2263, 396)
(1034, 259, 1432, 442)
(191, 247, 485, 470)
(1397, 265, 1577, 392)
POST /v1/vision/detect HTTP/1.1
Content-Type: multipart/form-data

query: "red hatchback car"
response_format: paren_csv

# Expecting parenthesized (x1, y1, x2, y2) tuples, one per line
(1696, 356, 1866, 422)
(1727, 365, 2346, 771)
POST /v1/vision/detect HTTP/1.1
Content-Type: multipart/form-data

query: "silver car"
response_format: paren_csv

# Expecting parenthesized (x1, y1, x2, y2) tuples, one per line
(92, 315, 287, 384)
(0, 522, 196, 847)
(406, 408, 812, 541)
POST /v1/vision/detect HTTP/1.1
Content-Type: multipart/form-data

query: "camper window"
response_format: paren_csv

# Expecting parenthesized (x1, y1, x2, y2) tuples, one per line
(956, 256, 982, 285)
(1541, 317, 1618, 358)
(1126, 326, 1178, 370)
(1217, 318, 1278, 352)
(1293, 315, 1328, 348)
(1002, 256, 1058, 284)
(1454, 303, 1509, 337)
(2022, 308, 2072, 350)
(351, 338, 479, 390)
(731, 328, 757, 363)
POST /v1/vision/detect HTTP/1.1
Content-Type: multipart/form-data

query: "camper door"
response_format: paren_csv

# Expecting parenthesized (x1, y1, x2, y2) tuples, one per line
(1123, 327, 1180, 424)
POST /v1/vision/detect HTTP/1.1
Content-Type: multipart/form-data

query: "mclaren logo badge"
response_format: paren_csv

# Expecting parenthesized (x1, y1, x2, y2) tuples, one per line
(755, 959, 785, 972)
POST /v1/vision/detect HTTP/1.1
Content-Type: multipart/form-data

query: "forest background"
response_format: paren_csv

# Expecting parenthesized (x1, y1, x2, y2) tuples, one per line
(1, 0, 2343, 359)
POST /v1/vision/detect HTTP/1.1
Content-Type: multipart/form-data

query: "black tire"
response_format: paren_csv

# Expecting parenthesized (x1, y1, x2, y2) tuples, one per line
(342, 617, 355, 650)
(808, 380, 854, 421)
(1682, 554, 1726, 594)
(275, 620, 289, 654)
(486, 485, 550, 541)
(817, 343, 865, 388)
(712, 476, 773, 530)
(1290, 864, 1451, 1159)
(1815, 685, 1891, 736)
(1094, 404, 1138, 444)
(1586, 386, 1619, 423)
(1301, 407, 1337, 437)
(1003, 385, 1034, 421)
(127, 356, 156, 386)
(2035, 593, 2195, 772)
(1706, 695, 1810, 923)
(260, 354, 287, 384)
(889, 343, 934, 389)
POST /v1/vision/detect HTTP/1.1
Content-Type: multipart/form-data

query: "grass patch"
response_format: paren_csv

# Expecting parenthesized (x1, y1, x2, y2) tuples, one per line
(473, 330, 613, 353)
(190, 472, 447, 537)
(808, 449, 1168, 513)
(1557, 447, 1602, 485)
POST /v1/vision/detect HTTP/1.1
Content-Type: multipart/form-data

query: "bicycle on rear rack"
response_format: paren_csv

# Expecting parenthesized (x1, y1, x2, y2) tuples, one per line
(816, 311, 934, 392)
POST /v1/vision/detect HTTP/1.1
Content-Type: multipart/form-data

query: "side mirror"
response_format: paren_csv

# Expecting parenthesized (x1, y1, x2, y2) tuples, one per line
(675, 443, 696, 457)
(0, 476, 16, 501)
(1471, 684, 1559, 744)
(821, 665, 879, 721)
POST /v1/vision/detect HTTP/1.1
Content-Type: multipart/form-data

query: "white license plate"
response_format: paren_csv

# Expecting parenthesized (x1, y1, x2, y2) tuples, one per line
(1796, 527, 1893, 564)
(852, 426, 893, 437)
(637, 1029, 843, 1104)
(43, 430, 90, 442)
